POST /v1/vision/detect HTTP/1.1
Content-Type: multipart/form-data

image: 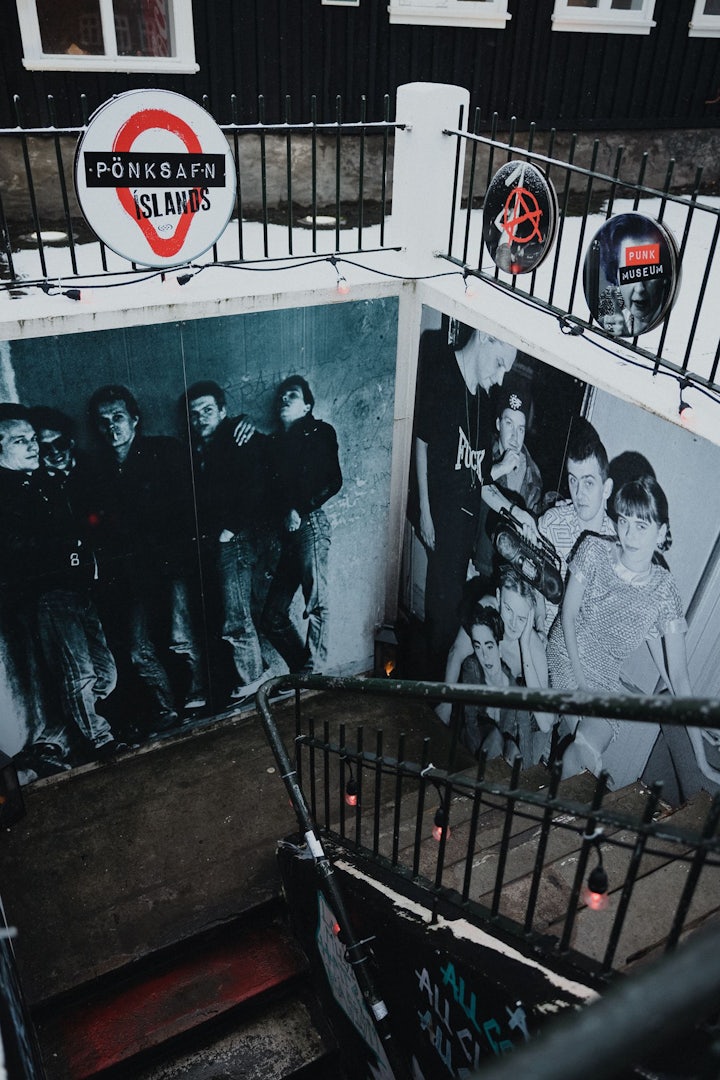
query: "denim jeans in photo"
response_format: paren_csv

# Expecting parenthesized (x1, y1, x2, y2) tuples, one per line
(262, 509, 331, 674)
(217, 530, 264, 686)
(35, 589, 117, 749)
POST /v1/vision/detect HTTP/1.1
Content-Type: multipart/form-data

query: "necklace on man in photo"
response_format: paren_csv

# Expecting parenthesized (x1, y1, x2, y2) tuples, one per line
(464, 384, 481, 489)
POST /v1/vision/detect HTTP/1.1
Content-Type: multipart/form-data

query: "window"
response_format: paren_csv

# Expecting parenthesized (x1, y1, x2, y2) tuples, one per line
(387, 0, 511, 30)
(551, 0, 657, 34)
(689, 0, 720, 37)
(17, 0, 198, 72)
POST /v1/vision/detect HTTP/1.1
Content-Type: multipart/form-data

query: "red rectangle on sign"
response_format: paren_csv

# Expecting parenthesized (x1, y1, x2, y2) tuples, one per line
(625, 243, 660, 265)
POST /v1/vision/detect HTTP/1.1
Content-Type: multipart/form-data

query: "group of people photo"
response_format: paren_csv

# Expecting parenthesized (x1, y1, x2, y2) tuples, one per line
(409, 315, 720, 796)
(1, 374, 341, 783)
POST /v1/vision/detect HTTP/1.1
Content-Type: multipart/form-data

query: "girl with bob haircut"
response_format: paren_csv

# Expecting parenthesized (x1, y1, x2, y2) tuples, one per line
(547, 476, 719, 787)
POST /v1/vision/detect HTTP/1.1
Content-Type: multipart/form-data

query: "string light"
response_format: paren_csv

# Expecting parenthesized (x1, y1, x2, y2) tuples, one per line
(344, 766, 358, 807)
(678, 378, 694, 427)
(16, 256, 720, 425)
(582, 829, 609, 911)
(430, 781, 451, 842)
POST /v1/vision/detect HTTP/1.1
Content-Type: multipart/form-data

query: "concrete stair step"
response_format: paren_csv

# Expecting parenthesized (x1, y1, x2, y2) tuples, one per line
(32, 904, 337, 1079)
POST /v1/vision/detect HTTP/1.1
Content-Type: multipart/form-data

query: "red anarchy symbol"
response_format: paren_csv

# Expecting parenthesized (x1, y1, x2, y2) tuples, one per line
(502, 186, 543, 245)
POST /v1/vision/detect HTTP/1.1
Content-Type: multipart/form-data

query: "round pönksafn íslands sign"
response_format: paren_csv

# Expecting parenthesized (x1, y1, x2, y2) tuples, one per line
(74, 89, 236, 268)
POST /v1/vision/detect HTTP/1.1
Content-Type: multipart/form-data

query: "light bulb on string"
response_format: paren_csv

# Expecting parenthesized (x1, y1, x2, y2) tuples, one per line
(463, 269, 477, 297)
(678, 379, 694, 428)
(430, 781, 451, 842)
(582, 829, 609, 911)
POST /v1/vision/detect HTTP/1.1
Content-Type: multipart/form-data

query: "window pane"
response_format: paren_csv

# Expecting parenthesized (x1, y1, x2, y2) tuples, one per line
(566, 1, 600, 8)
(703, 0, 720, 14)
(114, 0, 174, 58)
(610, 0, 644, 9)
(36, 0, 105, 56)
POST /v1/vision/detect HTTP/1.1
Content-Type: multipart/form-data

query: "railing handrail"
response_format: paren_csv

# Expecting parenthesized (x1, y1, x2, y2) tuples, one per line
(258, 672, 720, 728)
(444, 125, 720, 218)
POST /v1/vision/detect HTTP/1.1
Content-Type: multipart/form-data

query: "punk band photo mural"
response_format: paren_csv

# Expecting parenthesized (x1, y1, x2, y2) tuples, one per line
(0, 298, 398, 784)
(404, 307, 720, 804)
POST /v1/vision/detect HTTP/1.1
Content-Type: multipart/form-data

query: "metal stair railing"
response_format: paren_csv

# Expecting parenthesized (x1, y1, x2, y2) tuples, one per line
(257, 674, 720, 1079)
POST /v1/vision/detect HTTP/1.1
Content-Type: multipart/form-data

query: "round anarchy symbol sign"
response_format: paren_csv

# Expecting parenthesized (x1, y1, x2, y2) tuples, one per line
(482, 161, 558, 276)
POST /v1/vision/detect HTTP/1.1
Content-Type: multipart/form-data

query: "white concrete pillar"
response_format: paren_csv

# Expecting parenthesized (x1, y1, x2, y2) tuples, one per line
(387, 82, 470, 272)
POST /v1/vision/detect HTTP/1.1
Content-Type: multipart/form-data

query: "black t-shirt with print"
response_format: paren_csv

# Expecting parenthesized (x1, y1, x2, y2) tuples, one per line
(415, 329, 493, 522)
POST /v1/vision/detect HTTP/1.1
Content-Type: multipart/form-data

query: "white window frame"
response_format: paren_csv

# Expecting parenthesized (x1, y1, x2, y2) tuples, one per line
(17, 0, 199, 73)
(551, 0, 657, 35)
(689, 0, 720, 37)
(388, 0, 511, 30)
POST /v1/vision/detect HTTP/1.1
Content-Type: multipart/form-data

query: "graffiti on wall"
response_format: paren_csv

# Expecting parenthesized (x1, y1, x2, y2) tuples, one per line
(415, 959, 529, 1077)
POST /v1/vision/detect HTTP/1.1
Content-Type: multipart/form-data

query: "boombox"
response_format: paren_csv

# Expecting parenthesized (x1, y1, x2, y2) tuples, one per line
(492, 509, 564, 604)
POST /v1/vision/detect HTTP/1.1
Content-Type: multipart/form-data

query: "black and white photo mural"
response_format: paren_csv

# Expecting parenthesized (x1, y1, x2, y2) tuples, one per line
(402, 305, 720, 804)
(0, 298, 398, 784)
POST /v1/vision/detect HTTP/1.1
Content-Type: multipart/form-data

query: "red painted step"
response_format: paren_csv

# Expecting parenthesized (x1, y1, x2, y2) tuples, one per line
(35, 916, 309, 1079)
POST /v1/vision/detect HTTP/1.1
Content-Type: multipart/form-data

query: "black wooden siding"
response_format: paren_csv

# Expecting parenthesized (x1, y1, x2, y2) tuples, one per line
(1, 0, 718, 129)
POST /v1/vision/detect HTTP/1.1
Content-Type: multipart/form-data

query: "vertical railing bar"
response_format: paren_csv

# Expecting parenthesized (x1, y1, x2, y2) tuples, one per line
(391, 732, 405, 867)
(681, 213, 720, 376)
(632, 153, 648, 211)
(709, 338, 720, 389)
(461, 751, 488, 903)
(285, 95, 293, 257)
(558, 772, 609, 953)
(379, 94, 390, 248)
(357, 96, 366, 250)
(605, 145, 624, 220)
(566, 138, 600, 313)
(523, 762, 562, 935)
(339, 722, 348, 839)
(491, 756, 523, 918)
(412, 739, 432, 878)
(475, 112, 499, 272)
(47, 95, 78, 275)
(601, 782, 663, 974)
(462, 107, 481, 267)
(496, 115, 516, 284)
(202, 97, 219, 265)
(446, 103, 465, 260)
(355, 726, 364, 847)
(231, 95, 244, 261)
(311, 96, 318, 254)
(323, 718, 331, 831)
(373, 729, 383, 856)
(656, 157, 675, 226)
(80, 87, 105, 277)
(665, 792, 720, 951)
(307, 713, 317, 822)
(0, 180, 17, 282)
(433, 776, 453, 891)
(258, 95, 269, 258)
(526, 122, 538, 298)
(506, 116, 517, 163)
(13, 95, 47, 279)
(656, 166, 703, 363)
(547, 133, 576, 306)
(334, 95, 342, 253)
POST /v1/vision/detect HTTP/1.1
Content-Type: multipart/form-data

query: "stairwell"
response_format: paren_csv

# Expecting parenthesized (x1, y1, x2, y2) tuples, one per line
(30, 901, 343, 1080)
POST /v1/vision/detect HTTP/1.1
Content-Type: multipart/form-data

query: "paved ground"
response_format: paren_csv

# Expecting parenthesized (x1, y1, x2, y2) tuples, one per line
(1, 688, 447, 1006)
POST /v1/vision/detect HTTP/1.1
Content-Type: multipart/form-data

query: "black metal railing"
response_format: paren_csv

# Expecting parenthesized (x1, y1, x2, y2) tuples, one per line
(442, 109, 720, 398)
(0, 92, 400, 291)
(257, 675, 720, 981)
